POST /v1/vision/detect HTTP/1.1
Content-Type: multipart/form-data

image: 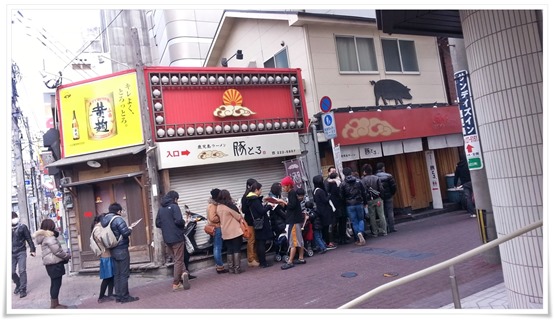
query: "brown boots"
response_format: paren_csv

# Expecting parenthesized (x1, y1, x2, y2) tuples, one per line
(50, 298, 68, 309)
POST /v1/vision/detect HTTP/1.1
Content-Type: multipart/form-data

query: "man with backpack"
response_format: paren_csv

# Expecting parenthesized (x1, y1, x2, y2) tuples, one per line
(375, 162, 398, 233)
(101, 202, 139, 304)
(361, 164, 388, 238)
(339, 167, 368, 246)
(11, 211, 36, 298)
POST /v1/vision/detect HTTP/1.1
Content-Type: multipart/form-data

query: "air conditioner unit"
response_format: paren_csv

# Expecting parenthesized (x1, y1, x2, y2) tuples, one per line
(60, 177, 72, 186)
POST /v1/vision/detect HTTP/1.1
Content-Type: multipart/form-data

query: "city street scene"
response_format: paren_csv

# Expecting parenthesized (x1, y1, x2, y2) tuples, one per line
(8, 5, 545, 318)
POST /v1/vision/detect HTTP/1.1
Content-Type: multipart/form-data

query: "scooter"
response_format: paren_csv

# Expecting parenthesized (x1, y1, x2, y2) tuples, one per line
(183, 205, 213, 254)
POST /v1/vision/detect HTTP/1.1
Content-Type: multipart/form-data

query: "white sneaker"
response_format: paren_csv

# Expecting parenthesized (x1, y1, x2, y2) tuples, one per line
(357, 232, 366, 245)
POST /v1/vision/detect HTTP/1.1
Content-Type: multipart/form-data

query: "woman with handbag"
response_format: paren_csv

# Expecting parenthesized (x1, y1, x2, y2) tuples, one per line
(245, 182, 274, 268)
(206, 188, 228, 274)
(33, 219, 71, 309)
(216, 189, 246, 274)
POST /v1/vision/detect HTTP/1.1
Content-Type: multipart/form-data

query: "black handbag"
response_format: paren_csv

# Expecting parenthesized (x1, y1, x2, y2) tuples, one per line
(251, 213, 264, 230)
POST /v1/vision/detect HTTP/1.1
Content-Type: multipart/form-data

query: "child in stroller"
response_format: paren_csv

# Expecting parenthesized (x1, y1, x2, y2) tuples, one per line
(266, 183, 289, 262)
(300, 200, 315, 257)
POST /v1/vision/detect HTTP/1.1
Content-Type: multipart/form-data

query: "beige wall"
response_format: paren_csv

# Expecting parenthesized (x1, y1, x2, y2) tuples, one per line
(218, 17, 448, 120)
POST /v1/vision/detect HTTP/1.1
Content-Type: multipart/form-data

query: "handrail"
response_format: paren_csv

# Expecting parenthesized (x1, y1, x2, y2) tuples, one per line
(338, 219, 543, 309)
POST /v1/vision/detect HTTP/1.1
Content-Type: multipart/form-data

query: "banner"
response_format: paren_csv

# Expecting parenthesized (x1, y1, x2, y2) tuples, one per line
(58, 72, 144, 157)
(284, 158, 306, 191)
(157, 132, 301, 169)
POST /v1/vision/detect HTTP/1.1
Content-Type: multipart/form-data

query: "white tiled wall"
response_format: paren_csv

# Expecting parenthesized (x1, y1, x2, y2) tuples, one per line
(460, 10, 543, 309)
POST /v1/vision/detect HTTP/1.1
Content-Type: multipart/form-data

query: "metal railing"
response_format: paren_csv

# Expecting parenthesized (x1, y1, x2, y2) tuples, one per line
(338, 219, 543, 309)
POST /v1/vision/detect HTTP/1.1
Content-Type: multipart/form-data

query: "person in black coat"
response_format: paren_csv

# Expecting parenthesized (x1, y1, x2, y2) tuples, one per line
(245, 182, 274, 268)
(267, 182, 287, 236)
(312, 175, 336, 249)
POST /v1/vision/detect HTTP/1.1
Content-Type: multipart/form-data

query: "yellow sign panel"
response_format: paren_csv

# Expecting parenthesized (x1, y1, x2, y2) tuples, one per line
(58, 72, 144, 157)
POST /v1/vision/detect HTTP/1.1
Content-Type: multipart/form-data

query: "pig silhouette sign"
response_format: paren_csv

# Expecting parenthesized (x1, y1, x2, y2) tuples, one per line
(370, 79, 412, 106)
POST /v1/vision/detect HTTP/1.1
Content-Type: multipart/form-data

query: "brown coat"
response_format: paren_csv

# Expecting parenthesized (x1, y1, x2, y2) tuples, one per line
(206, 198, 220, 227)
(217, 204, 244, 240)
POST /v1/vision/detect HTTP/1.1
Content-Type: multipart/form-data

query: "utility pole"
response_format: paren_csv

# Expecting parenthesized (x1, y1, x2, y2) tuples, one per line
(24, 116, 40, 232)
(131, 27, 164, 266)
(11, 63, 30, 227)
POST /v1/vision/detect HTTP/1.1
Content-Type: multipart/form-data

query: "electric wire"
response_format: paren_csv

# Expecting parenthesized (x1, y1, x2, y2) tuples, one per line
(61, 9, 124, 72)
(13, 11, 96, 80)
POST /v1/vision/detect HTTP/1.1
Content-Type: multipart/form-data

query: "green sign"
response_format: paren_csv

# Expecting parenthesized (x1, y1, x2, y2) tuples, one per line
(468, 157, 482, 170)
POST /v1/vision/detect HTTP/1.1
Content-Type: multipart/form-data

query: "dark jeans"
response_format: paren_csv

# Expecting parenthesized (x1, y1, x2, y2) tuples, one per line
(100, 277, 114, 298)
(112, 248, 131, 300)
(50, 276, 62, 299)
(255, 239, 268, 265)
(224, 236, 243, 254)
(463, 182, 475, 214)
(12, 250, 27, 291)
(334, 213, 348, 243)
(383, 198, 395, 232)
(322, 224, 332, 244)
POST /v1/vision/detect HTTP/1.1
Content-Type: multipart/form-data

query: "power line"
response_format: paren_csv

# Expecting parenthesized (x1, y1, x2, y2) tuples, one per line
(62, 9, 124, 72)
(12, 11, 97, 80)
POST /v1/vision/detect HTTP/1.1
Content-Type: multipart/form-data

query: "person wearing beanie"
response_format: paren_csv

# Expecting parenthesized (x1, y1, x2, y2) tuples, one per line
(280, 176, 307, 270)
(206, 188, 227, 273)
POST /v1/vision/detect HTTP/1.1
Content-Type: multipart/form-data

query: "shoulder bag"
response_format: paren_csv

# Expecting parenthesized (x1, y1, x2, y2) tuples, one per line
(240, 219, 251, 238)
(204, 224, 216, 236)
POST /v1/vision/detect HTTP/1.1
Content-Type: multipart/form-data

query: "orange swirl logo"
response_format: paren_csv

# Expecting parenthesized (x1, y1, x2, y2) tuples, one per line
(342, 117, 400, 139)
(214, 89, 256, 118)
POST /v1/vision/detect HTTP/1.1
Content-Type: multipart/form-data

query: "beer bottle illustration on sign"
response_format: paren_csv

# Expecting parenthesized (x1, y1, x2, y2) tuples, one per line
(71, 110, 80, 140)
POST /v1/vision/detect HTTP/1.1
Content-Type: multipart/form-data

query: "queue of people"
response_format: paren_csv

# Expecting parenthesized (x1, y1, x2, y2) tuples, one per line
(11, 163, 400, 306)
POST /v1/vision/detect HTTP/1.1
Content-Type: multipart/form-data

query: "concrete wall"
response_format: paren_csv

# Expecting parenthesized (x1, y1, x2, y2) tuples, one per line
(460, 10, 543, 309)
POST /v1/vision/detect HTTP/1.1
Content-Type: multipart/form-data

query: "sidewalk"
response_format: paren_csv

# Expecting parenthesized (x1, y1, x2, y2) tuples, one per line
(9, 208, 510, 312)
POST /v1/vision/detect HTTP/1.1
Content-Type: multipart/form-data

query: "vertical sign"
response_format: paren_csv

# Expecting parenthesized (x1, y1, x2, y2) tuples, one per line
(332, 144, 344, 180)
(425, 150, 443, 209)
(321, 112, 337, 140)
(284, 158, 306, 191)
(454, 70, 483, 170)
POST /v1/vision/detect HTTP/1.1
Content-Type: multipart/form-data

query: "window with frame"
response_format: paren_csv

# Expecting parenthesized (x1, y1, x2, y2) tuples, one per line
(381, 38, 419, 73)
(264, 48, 289, 68)
(335, 36, 378, 73)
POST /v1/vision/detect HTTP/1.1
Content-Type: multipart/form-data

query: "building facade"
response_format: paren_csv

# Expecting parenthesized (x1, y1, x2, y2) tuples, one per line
(204, 10, 464, 213)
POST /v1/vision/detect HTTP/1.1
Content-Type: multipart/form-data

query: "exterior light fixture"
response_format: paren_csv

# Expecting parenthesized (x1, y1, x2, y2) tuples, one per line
(221, 50, 243, 67)
(87, 160, 101, 168)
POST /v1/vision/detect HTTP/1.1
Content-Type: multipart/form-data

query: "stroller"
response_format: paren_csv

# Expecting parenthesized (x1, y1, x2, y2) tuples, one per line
(267, 230, 289, 262)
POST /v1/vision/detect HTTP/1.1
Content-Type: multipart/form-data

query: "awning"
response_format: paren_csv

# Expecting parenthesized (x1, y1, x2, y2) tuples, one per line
(62, 171, 143, 187)
(46, 145, 146, 168)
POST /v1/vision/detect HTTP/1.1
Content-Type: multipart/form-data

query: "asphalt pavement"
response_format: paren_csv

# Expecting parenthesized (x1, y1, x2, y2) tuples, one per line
(8, 209, 504, 315)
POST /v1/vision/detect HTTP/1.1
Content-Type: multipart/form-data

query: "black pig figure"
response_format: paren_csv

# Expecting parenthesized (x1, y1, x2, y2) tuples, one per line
(370, 79, 412, 106)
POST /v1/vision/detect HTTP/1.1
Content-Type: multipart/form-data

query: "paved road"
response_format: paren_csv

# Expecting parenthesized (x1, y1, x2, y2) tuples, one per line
(8, 209, 503, 313)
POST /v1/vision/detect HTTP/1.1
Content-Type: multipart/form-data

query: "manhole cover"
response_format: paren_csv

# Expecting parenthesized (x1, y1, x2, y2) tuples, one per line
(383, 272, 399, 277)
(341, 272, 358, 278)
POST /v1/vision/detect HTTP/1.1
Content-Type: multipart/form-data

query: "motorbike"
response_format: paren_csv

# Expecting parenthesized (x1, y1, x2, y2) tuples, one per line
(183, 205, 213, 254)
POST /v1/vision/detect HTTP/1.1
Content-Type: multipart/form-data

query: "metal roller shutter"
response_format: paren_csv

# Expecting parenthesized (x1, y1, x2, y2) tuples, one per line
(169, 158, 287, 217)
